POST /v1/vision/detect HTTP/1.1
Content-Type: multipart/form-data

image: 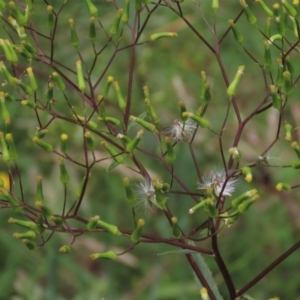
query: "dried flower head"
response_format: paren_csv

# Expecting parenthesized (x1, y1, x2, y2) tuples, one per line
(198, 169, 236, 197)
(165, 118, 197, 141)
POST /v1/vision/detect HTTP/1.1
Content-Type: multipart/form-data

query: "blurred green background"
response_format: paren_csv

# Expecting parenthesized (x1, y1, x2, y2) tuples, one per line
(0, 0, 300, 299)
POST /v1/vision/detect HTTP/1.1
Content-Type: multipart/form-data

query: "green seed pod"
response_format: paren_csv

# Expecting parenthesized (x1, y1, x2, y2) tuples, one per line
(276, 182, 291, 191)
(97, 218, 122, 235)
(284, 123, 293, 141)
(149, 32, 177, 41)
(256, 0, 274, 17)
(171, 217, 181, 238)
(35, 130, 48, 139)
(47, 5, 54, 30)
(90, 251, 117, 260)
(68, 18, 79, 47)
(9, 1, 26, 25)
(5, 133, 18, 161)
(5, 39, 18, 63)
(291, 141, 300, 158)
(84, 131, 95, 151)
(0, 61, 14, 85)
(165, 137, 176, 164)
(88, 17, 96, 40)
(204, 198, 218, 218)
(84, 0, 98, 17)
(113, 81, 126, 112)
(240, 0, 257, 25)
(21, 100, 36, 109)
(98, 116, 120, 126)
(263, 40, 272, 70)
(126, 129, 143, 152)
(110, 9, 123, 36)
(26, 67, 38, 91)
(131, 219, 145, 242)
(8, 217, 37, 231)
(13, 78, 33, 96)
(32, 136, 53, 152)
(203, 82, 212, 103)
(101, 141, 123, 163)
(59, 245, 71, 253)
(229, 147, 241, 161)
(143, 86, 150, 98)
(13, 230, 36, 240)
(0, 132, 10, 162)
(87, 215, 100, 230)
(242, 166, 252, 183)
(76, 60, 86, 93)
(52, 72, 65, 91)
(283, 71, 292, 94)
(129, 116, 158, 132)
(59, 157, 69, 185)
(21, 40, 36, 55)
(122, 0, 130, 24)
(227, 65, 245, 98)
(231, 189, 257, 208)
(269, 85, 281, 110)
(289, 16, 298, 37)
(145, 98, 160, 125)
(123, 177, 136, 205)
(282, 0, 297, 17)
(182, 112, 209, 128)
(97, 95, 106, 118)
(228, 19, 243, 45)
(60, 133, 68, 153)
(22, 239, 36, 250)
(4, 93, 15, 102)
(102, 76, 114, 97)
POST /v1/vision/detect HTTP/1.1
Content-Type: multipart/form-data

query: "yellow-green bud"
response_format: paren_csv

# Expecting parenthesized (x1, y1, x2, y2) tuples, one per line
(84, 131, 95, 151)
(240, 0, 257, 25)
(59, 157, 69, 185)
(110, 9, 123, 36)
(0, 92, 10, 120)
(227, 65, 245, 98)
(282, 0, 297, 17)
(26, 67, 38, 91)
(89, 17, 96, 40)
(49, 215, 63, 226)
(59, 245, 71, 253)
(171, 217, 181, 238)
(32, 136, 53, 152)
(188, 200, 206, 214)
(90, 251, 117, 260)
(21, 100, 36, 109)
(238, 194, 259, 213)
(97, 218, 122, 235)
(122, 0, 130, 24)
(8, 217, 37, 231)
(52, 72, 65, 91)
(47, 5, 54, 30)
(145, 98, 160, 125)
(284, 123, 293, 141)
(229, 147, 241, 161)
(60, 133, 68, 153)
(112, 81, 126, 112)
(101, 141, 123, 163)
(13, 230, 36, 239)
(22, 239, 36, 250)
(204, 197, 218, 218)
(87, 215, 100, 230)
(126, 129, 144, 152)
(182, 112, 209, 128)
(0, 132, 10, 162)
(0, 61, 14, 85)
(228, 19, 243, 45)
(76, 60, 86, 93)
(256, 0, 274, 17)
(129, 116, 158, 132)
(131, 219, 145, 242)
(165, 137, 176, 164)
(283, 70, 292, 94)
(242, 166, 252, 182)
(231, 189, 257, 208)
(123, 177, 136, 205)
(149, 32, 178, 41)
(269, 85, 281, 110)
(5, 133, 18, 161)
(276, 182, 291, 191)
(84, 0, 98, 17)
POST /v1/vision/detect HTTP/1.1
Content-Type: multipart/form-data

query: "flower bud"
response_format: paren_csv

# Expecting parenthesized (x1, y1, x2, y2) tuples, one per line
(35, 201, 52, 217)
(265, 17, 272, 37)
(59, 157, 69, 185)
(240, 0, 257, 25)
(90, 250, 117, 260)
(26, 67, 38, 91)
(165, 137, 176, 164)
(89, 17, 96, 40)
(84, 0, 98, 17)
(263, 40, 272, 70)
(21, 40, 36, 55)
(22, 239, 36, 250)
(5, 133, 18, 161)
(145, 98, 160, 125)
(129, 116, 158, 132)
(97, 218, 122, 235)
(256, 0, 274, 17)
(231, 189, 257, 208)
(35, 176, 44, 203)
(112, 81, 126, 112)
(282, 0, 297, 17)
(291, 141, 300, 158)
(98, 116, 120, 126)
(188, 199, 206, 214)
(126, 129, 143, 152)
(284, 123, 293, 141)
(9, 1, 26, 25)
(242, 166, 252, 182)
(200, 287, 209, 300)
(131, 219, 145, 242)
(76, 60, 86, 93)
(123, 177, 136, 205)
(59, 245, 71, 253)
(0, 132, 10, 162)
(290, 16, 298, 37)
(87, 215, 100, 230)
(0, 92, 10, 120)
(171, 217, 181, 238)
(102, 76, 114, 98)
(13, 230, 36, 239)
(13, 78, 33, 95)
(238, 194, 259, 213)
(8, 217, 37, 231)
(276, 59, 284, 87)
(269, 85, 281, 110)
(0, 39, 16, 63)
(283, 70, 292, 94)
(212, 0, 219, 11)
(135, 0, 142, 11)
(84, 131, 95, 151)
(47, 5, 54, 30)
(101, 141, 123, 163)
(122, 0, 130, 24)
(227, 65, 245, 98)
(204, 197, 218, 218)
(60, 133, 68, 153)
(179, 101, 187, 122)
(110, 9, 123, 36)
(49, 215, 63, 226)
(76, 174, 89, 197)
(153, 179, 167, 210)
(228, 19, 243, 45)
(21, 100, 36, 109)
(52, 72, 65, 91)
(46, 82, 54, 101)
(32, 136, 53, 152)
(276, 182, 291, 191)
(0, 61, 14, 85)
(229, 147, 241, 161)
(74, 115, 97, 130)
(149, 32, 177, 41)
(182, 112, 209, 128)
(0, 188, 21, 211)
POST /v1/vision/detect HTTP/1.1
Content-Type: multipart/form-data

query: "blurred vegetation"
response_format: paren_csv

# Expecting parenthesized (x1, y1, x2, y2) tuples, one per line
(0, 0, 300, 299)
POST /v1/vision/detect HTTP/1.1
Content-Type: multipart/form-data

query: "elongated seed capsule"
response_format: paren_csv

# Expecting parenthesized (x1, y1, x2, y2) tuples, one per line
(13, 78, 33, 96)
(21, 40, 36, 55)
(35, 201, 52, 217)
(0, 61, 14, 84)
(112, 81, 126, 111)
(188, 200, 206, 214)
(84, 0, 98, 17)
(145, 98, 160, 125)
(238, 195, 259, 213)
(182, 112, 209, 128)
(5, 40, 18, 63)
(9, 1, 26, 25)
(97, 218, 122, 235)
(13, 230, 36, 239)
(26, 67, 38, 91)
(171, 217, 181, 238)
(231, 189, 257, 208)
(123, 177, 136, 205)
(76, 60, 85, 92)
(90, 251, 117, 260)
(84, 131, 95, 151)
(35, 176, 44, 203)
(135, 0, 142, 11)
(21, 100, 36, 109)
(242, 166, 252, 182)
(269, 85, 281, 110)
(89, 17, 96, 40)
(227, 65, 245, 98)
(276, 59, 284, 87)
(153, 181, 167, 210)
(149, 32, 177, 41)
(228, 19, 243, 45)
(179, 101, 187, 122)
(0, 132, 10, 162)
(110, 9, 123, 36)
(32, 136, 53, 152)
(22, 239, 36, 250)
(291, 141, 300, 158)
(101, 141, 123, 163)
(282, 0, 297, 17)
(263, 40, 272, 70)
(240, 0, 257, 25)
(0, 39, 14, 63)
(59, 157, 69, 185)
(131, 219, 145, 242)
(265, 17, 271, 37)
(204, 197, 218, 218)
(87, 215, 100, 230)
(102, 76, 114, 97)
(60, 133, 68, 153)
(255, 0, 274, 17)
(98, 116, 120, 126)
(68, 19, 79, 47)
(5, 133, 18, 161)
(49, 215, 63, 226)
(126, 129, 143, 152)
(283, 71, 292, 94)
(129, 116, 158, 132)
(8, 217, 37, 231)
(122, 0, 130, 24)
(285, 55, 295, 77)
(0, 92, 10, 120)
(47, 5, 54, 30)
(52, 72, 65, 91)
